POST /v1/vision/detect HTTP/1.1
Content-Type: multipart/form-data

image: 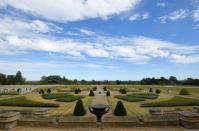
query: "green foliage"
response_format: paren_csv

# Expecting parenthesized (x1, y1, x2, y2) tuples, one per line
(47, 89, 51, 94)
(179, 88, 190, 95)
(15, 71, 25, 84)
(73, 100, 86, 116)
(106, 90, 111, 96)
(149, 88, 153, 93)
(92, 87, 97, 91)
(155, 89, 161, 94)
(103, 86, 107, 91)
(0, 96, 59, 107)
(56, 95, 85, 102)
(119, 88, 127, 94)
(114, 101, 127, 116)
(42, 93, 72, 99)
(74, 88, 81, 94)
(39, 89, 45, 94)
(141, 96, 199, 107)
(115, 93, 158, 102)
(9, 89, 19, 95)
(89, 90, 95, 96)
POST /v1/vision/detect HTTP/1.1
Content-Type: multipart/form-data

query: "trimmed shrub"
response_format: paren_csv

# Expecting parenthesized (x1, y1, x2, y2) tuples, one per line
(141, 96, 199, 107)
(89, 90, 95, 96)
(149, 88, 153, 93)
(47, 89, 51, 94)
(39, 89, 45, 94)
(106, 90, 111, 96)
(155, 89, 161, 94)
(120, 88, 126, 94)
(114, 101, 127, 116)
(77, 88, 81, 93)
(103, 86, 107, 91)
(56, 95, 85, 102)
(74, 88, 79, 94)
(0, 96, 59, 107)
(179, 89, 190, 95)
(92, 87, 97, 91)
(73, 100, 86, 116)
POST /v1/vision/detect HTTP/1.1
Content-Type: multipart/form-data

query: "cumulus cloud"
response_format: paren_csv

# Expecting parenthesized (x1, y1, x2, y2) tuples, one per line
(170, 54, 199, 64)
(159, 9, 190, 23)
(129, 12, 150, 21)
(0, 0, 141, 22)
(192, 8, 199, 21)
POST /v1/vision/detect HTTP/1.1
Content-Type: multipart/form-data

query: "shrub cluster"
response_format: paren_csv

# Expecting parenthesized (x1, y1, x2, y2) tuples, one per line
(115, 93, 158, 102)
(103, 86, 107, 91)
(89, 90, 95, 96)
(74, 88, 81, 94)
(119, 88, 127, 94)
(47, 89, 51, 94)
(114, 101, 127, 116)
(155, 89, 161, 94)
(73, 100, 86, 116)
(92, 87, 97, 91)
(179, 89, 190, 95)
(42, 93, 72, 99)
(0, 96, 59, 107)
(141, 96, 199, 107)
(56, 95, 85, 102)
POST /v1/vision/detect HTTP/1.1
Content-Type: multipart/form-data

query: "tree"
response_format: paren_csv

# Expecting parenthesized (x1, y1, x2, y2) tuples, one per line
(0, 73, 7, 85)
(47, 89, 51, 94)
(114, 101, 127, 116)
(116, 80, 121, 85)
(149, 88, 153, 93)
(179, 89, 190, 95)
(89, 90, 95, 96)
(106, 90, 110, 96)
(15, 71, 25, 84)
(7, 75, 16, 85)
(73, 100, 86, 116)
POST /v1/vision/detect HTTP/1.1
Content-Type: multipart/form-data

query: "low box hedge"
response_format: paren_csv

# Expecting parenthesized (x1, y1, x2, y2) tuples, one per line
(141, 96, 199, 107)
(42, 93, 73, 99)
(56, 95, 85, 102)
(0, 96, 59, 107)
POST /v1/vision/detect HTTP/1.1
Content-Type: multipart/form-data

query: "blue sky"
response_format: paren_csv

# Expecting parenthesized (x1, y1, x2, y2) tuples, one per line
(0, 0, 199, 80)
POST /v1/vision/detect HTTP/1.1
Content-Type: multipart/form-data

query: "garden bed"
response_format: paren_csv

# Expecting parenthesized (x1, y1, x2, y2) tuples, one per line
(42, 93, 73, 99)
(56, 95, 85, 102)
(0, 96, 59, 107)
(141, 96, 199, 107)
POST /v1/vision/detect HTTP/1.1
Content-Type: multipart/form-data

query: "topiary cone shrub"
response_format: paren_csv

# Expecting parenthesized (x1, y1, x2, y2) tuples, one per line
(92, 87, 97, 91)
(47, 89, 51, 94)
(74, 88, 79, 94)
(89, 90, 95, 96)
(155, 89, 161, 94)
(149, 88, 153, 93)
(114, 101, 127, 116)
(39, 89, 45, 94)
(179, 88, 190, 95)
(120, 88, 126, 94)
(106, 90, 111, 96)
(73, 100, 86, 116)
(103, 86, 107, 91)
(77, 88, 81, 93)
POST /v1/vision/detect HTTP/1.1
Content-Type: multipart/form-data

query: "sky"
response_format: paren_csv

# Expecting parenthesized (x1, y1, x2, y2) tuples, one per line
(0, 0, 199, 80)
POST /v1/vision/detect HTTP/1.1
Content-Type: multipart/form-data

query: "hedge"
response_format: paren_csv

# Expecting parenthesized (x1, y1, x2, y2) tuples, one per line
(141, 96, 199, 107)
(42, 93, 73, 99)
(56, 95, 85, 102)
(0, 96, 59, 107)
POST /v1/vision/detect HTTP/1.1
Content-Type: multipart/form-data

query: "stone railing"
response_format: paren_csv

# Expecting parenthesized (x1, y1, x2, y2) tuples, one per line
(0, 112, 20, 129)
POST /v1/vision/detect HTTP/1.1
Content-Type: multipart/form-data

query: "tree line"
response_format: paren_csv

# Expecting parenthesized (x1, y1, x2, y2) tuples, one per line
(0, 71, 199, 86)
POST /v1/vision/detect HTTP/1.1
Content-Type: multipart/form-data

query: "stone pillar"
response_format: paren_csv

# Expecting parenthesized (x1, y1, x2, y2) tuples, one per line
(0, 112, 20, 130)
(178, 111, 199, 129)
(33, 108, 49, 117)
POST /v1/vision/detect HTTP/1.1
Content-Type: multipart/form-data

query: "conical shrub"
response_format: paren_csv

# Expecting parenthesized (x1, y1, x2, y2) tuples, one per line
(89, 90, 95, 96)
(106, 90, 110, 96)
(73, 100, 86, 116)
(74, 88, 79, 94)
(114, 101, 127, 116)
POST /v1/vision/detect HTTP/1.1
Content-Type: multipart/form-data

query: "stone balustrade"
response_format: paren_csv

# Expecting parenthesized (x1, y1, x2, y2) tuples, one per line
(0, 112, 20, 129)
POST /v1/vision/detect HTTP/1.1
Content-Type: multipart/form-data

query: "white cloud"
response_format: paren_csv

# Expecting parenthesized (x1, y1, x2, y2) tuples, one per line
(192, 8, 199, 21)
(129, 12, 150, 21)
(159, 9, 190, 23)
(0, 0, 141, 22)
(156, 2, 167, 7)
(78, 29, 96, 36)
(170, 54, 199, 64)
